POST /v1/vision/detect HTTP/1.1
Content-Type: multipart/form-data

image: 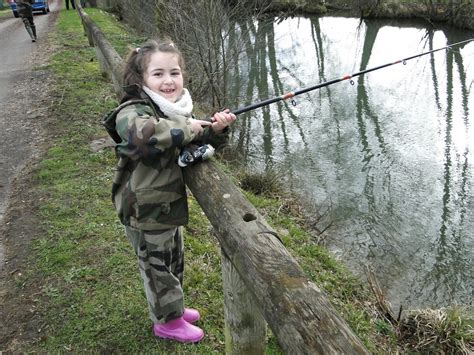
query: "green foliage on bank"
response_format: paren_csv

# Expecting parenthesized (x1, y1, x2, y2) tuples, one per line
(0, 5, 11, 17)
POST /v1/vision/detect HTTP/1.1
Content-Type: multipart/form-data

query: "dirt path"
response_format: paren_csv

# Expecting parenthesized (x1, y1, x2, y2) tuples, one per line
(0, 0, 62, 350)
(0, 0, 60, 219)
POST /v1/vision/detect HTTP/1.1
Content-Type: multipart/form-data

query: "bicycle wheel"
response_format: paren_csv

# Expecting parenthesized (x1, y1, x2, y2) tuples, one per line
(22, 18, 35, 41)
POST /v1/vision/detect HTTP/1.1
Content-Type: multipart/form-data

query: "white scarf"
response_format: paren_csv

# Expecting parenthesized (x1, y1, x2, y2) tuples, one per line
(142, 86, 193, 118)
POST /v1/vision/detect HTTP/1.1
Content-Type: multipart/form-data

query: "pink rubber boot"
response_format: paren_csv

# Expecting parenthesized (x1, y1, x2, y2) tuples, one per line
(153, 317, 204, 343)
(183, 308, 200, 324)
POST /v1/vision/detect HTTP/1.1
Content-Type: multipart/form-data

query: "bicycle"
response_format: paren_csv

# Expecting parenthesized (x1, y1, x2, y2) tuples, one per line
(21, 16, 36, 42)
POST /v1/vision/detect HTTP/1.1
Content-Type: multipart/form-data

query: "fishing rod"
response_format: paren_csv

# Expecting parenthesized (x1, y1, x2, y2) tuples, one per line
(230, 38, 473, 116)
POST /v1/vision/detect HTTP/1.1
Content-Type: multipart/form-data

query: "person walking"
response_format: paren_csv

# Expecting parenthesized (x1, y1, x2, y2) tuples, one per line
(65, 0, 75, 10)
(16, 0, 36, 42)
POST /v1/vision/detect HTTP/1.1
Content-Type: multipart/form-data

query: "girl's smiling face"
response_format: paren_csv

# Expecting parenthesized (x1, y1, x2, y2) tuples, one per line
(144, 51, 184, 103)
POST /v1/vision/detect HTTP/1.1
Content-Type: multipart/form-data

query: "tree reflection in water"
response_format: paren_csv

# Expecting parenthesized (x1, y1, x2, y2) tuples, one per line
(227, 16, 473, 310)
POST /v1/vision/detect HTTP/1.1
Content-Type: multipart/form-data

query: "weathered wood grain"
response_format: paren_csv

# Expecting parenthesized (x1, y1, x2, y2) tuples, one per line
(183, 161, 369, 354)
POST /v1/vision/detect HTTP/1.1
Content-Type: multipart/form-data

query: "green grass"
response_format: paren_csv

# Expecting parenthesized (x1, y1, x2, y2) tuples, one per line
(0, 0, 11, 12)
(0, 7, 11, 16)
(16, 6, 401, 354)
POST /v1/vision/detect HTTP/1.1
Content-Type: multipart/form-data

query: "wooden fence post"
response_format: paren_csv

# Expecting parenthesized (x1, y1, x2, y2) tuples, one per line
(222, 250, 266, 354)
(78, 5, 123, 96)
(183, 161, 369, 354)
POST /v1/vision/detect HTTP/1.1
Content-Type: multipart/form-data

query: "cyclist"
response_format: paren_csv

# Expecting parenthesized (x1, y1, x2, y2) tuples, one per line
(16, 0, 37, 42)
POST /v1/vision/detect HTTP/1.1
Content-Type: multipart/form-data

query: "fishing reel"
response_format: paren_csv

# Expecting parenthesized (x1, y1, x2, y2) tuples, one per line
(178, 144, 215, 167)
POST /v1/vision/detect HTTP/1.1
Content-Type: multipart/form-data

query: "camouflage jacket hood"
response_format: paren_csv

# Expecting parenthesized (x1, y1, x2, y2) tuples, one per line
(105, 93, 196, 230)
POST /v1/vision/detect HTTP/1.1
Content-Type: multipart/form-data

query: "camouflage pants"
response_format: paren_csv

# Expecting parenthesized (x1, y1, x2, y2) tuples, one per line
(125, 226, 185, 324)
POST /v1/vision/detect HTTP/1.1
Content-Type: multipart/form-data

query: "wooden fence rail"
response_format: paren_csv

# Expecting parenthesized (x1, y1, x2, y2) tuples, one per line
(77, 4, 369, 354)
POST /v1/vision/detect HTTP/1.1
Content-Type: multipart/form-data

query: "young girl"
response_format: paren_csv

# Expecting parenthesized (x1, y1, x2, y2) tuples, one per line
(104, 38, 236, 343)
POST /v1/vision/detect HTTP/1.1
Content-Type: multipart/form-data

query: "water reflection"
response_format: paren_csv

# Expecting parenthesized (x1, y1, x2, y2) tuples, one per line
(228, 15, 474, 310)
(411, 31, 472, 308)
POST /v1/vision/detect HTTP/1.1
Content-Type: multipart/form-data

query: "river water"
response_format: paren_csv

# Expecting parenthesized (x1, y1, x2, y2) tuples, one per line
(227, 16, 474, 311)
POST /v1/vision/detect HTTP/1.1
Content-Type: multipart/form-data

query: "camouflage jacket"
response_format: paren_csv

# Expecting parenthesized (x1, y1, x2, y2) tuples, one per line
(106, 97, 198, 230)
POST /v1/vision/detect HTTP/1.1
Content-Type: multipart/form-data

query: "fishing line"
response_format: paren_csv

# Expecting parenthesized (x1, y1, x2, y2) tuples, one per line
(228, 38, 473, 117)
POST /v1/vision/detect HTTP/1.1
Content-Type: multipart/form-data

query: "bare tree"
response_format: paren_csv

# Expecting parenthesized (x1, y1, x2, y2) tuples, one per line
(153, 0, 272, 111)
